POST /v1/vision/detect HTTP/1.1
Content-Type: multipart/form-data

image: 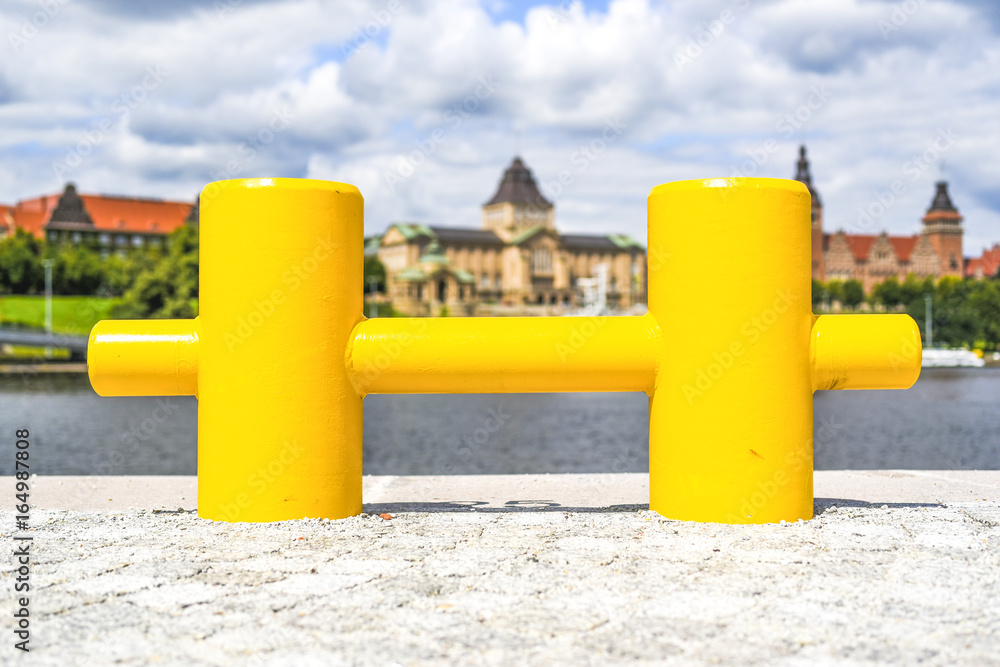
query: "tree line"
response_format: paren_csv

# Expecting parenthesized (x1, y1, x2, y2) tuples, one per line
(813, 273, 1000, 349)
(0, 224, 198, 319)
(2, 226, 998, 348)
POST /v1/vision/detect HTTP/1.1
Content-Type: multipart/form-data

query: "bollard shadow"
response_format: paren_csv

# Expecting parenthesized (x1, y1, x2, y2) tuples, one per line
(366, 499, 945, 516)
(815, 498, 945, 511)
(364, 500, 648, 514)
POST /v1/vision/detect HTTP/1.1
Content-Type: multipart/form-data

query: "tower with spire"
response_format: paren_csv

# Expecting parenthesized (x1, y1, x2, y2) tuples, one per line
(794, 145, 825, 280)
(481, 156, 554, 241)
(921, 181, 964, 277)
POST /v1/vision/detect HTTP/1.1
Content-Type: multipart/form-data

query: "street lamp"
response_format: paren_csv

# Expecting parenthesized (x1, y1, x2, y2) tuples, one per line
(924, 293, 933, 348)
(368, 276, 379, 318)
(41, 259, 53, 358)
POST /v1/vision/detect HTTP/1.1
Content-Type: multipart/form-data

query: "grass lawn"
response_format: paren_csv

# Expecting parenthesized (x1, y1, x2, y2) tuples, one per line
(0, 296, 121, 335)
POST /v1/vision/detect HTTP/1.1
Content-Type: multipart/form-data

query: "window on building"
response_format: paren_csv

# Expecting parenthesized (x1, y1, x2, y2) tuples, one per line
(495, 273, 502, 289)
(532, 247, 552, 272)
(116, 234, 128, 246)
(481, 273, 489, 288)
(47, 231, 58, 242)
(132, 235, 144, 248)
(148, 237, 163, 248)
(99, 233, 111, 246)
(610, 276, 618, 292)
(950, 253, 958, 270)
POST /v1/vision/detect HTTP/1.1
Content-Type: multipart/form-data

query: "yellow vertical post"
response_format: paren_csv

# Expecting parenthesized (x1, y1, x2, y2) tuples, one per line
(647, 178, 815, 523)
(198, 178, 364, 522)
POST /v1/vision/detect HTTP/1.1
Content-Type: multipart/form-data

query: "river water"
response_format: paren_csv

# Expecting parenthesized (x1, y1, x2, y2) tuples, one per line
(1, 368, 998, 475)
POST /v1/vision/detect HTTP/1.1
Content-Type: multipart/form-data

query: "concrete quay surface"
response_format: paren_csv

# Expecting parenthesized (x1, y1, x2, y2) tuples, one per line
(3, 472, 999, 666)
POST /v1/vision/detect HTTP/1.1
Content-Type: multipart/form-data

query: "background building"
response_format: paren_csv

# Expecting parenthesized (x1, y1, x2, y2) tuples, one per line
(797, 147, 967, 292)
(374, 157, 647, 315)
(0, 183, 193, 257)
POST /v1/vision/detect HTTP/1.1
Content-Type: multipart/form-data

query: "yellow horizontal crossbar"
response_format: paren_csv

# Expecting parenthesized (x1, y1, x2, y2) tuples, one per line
(810, 314, 921, 391)
(88, 318, 200, 397)
(345, 313, 662, 396)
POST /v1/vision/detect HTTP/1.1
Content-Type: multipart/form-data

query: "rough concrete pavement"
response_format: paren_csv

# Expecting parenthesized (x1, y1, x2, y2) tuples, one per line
(3, 473, 999, 666)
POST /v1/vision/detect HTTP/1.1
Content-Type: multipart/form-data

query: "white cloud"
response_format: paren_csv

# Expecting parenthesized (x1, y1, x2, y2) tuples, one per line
(0, 0, 997, 254)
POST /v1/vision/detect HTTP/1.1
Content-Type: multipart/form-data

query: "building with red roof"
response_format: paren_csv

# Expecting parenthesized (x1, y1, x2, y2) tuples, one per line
(797, 147, 968, 292)
(966, 244, 1000, 280)
(0, 183, 194, 257)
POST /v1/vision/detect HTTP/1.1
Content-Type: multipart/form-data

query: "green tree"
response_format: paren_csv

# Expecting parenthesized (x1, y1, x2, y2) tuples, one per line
(110, 223, 198, 318)
(910, 277, 979, 347)
(811, 279, 824, 307)
(970, 280, 1000, 349)
(900, 274, 931, 305)
(825, 279, 844, 305)
(364, 256, 386, 293)
(52, 245, 105, 295)
(0, 229, 44, 294)
(871, 277, 902, 307)
(842, 279, 864, 308)
(100, 251, 159, 296)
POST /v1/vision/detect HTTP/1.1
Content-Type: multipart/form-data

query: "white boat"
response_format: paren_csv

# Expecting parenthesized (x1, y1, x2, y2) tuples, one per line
(922, 349, 985, 368)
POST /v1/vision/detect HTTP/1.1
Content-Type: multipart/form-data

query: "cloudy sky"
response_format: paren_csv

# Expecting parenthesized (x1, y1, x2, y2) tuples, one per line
(1, 0, 998, 254)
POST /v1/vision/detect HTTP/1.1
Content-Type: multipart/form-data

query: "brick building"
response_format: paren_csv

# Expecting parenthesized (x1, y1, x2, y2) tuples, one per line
(966, 244, 1000, 279)
(797, 146, 966, 292)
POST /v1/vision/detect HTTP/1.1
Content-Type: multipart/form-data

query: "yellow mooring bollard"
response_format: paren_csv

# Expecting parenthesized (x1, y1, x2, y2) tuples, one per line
(88, 177, 921, 524)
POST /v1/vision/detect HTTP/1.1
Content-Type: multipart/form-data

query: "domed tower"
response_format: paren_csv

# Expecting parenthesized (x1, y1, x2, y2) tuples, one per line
(481, 157, 554, 242)
(921, 181, 964, 278)
(794, 146, 824, 280)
